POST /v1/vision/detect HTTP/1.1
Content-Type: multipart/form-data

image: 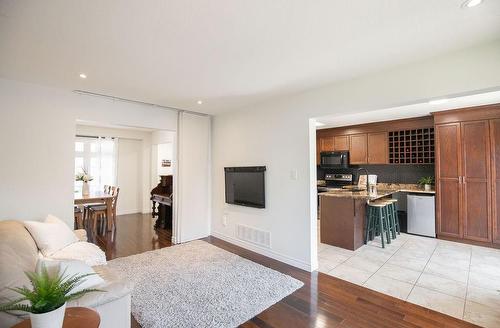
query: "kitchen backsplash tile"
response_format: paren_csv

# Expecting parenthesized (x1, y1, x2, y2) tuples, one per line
(317, 164, 434, 184)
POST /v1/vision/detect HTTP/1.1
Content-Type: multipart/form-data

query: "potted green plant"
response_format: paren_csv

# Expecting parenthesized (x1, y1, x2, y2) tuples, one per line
(0, 265, 103, 328)
(417, 176, 434, 191)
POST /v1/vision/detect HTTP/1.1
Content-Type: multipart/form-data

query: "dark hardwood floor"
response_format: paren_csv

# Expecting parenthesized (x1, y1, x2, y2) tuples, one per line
(94, 213, 478, 328)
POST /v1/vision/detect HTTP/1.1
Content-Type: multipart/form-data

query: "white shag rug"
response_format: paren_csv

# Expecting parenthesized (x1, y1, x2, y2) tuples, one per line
(107, 240, 304, 328)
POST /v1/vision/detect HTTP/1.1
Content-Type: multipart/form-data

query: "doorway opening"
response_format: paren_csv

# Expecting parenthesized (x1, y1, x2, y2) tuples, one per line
(73, 121, 176, 258)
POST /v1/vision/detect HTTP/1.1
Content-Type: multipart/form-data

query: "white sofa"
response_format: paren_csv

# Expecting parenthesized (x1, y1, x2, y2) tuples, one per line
(0, 220, 131, 328)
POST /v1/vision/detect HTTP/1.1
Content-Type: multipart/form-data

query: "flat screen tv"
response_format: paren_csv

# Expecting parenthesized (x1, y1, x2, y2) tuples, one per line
(224, 166, 266, 208)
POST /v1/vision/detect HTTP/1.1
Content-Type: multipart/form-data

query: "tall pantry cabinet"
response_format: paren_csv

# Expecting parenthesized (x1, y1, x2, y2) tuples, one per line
(434, 105, 500, 246)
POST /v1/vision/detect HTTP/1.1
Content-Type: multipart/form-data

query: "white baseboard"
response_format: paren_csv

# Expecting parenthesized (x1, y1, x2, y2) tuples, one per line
(211, 231, 313, 272)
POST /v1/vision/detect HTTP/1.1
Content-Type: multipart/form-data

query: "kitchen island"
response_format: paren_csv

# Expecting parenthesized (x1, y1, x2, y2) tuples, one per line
(319, 185, 435, 250)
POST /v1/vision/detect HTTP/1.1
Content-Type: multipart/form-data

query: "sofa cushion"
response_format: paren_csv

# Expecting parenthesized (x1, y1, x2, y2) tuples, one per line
(49, 241, 107, 266)
(35, 258, 105, 293)
(0, 221, 38, 303)
(23, 215, 79, 256)
(68, 265, 132, 308)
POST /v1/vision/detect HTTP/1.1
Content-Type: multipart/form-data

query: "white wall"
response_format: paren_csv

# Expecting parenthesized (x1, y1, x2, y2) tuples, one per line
(156, 143, 173, 176)
(0, 83, 75, 223)
(0, 78, 177, 227)
(211, 40, 500, 271)
(151, 130, 176, 186)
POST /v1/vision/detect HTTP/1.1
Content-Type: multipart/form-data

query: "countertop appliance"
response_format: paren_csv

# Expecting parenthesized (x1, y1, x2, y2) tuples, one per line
(407, 194, 436, 237)
(320, 151, 349, 168)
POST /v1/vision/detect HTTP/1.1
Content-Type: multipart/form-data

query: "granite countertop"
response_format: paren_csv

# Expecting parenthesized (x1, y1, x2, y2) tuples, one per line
(320, 189, 398, 201)
(319, 183, 435, 201)
(377, 183, 436, 194)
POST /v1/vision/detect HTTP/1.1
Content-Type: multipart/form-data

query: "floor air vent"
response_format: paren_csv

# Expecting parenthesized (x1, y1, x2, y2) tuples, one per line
(236, 224, 271, 248)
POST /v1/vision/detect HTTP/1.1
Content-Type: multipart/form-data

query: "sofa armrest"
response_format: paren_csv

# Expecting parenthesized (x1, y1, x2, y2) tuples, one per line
(74, 229, 87, 242)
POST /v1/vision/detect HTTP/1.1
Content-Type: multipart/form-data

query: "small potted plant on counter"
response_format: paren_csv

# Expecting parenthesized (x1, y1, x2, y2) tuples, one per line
(0, 266, 103, 328)
(417, 176, 434, 192)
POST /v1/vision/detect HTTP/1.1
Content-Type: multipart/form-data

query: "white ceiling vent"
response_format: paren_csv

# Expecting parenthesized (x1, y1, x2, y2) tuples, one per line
(236, 224, 271, 249)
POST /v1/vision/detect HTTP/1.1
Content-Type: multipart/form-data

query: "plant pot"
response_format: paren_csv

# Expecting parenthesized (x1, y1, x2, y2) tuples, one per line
(82, 181, 90, 196)
(30, 303, 66, 328)
(424, 184, 432, 191)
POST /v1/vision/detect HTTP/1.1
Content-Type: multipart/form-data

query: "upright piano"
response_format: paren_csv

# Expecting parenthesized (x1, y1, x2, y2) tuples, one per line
(150, 175, 173, 229)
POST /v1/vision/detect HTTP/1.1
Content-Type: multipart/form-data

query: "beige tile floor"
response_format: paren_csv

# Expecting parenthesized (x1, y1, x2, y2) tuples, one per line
(318, 227, 500, 327)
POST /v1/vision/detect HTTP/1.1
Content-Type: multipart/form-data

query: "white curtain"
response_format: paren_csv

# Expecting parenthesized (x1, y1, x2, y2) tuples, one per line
(75, 136, 118, 192)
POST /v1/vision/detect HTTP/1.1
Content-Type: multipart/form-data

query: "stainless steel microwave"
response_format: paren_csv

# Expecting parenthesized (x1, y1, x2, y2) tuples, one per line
(320, 151, 349, 168)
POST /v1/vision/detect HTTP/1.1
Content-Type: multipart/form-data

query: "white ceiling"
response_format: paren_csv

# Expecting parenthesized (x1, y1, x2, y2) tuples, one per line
(0, 0, 499, 114)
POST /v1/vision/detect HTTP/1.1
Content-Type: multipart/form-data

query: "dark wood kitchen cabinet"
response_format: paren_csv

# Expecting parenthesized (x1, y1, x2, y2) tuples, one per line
(317, 136, 334, 163)
(435, 123, 462, 238)
(367, 132, 388, 164)
(319, 137, 334, 152)
(434, 104, 500, 247)
(333, 135, 349, 151)
(461, 120, 491, 242)
(317, 116, 434, 166)
(491, 119, 500, 244)
(349, 134, 368, 164)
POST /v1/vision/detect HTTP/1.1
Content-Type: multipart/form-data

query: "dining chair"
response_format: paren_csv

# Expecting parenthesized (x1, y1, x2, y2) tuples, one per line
(88, 186, 120, 234)
(83, 185, 111, 227)
(74, 206, 83, 229)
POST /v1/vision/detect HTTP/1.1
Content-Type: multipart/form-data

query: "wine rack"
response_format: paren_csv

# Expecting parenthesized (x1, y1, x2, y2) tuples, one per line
(388, 128, 435, 164)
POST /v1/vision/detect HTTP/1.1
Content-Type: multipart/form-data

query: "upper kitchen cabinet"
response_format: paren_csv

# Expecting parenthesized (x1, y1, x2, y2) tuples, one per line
(333, 136, 349, 151)
(367, 132, 388, 164)
(318, 137, 334, 152)
(317, 116, 434, 166)
(316, 136, 334, 164)
(349, 134, 368, 164)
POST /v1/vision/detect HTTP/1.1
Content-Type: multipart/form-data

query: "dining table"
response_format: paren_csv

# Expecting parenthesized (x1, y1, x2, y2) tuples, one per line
(74, 190, 114, 231)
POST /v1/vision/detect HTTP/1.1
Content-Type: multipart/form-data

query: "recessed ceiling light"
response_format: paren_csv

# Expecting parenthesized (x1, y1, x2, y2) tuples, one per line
(429, 98, 449, 105)
(197, 100, 203, 105)
(315, 121, 325, 127)
(79, 73, 87, 79)
(462, 0, 483, 8)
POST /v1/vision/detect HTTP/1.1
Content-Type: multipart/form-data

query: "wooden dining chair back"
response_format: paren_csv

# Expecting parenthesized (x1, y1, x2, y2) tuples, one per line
(74, 206, 83, 229)
(110, 186, 120, 221)
(88, 186, 120, 234)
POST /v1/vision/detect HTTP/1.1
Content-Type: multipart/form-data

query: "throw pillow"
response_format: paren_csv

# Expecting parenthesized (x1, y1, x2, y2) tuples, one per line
(24, 215, 78, 256)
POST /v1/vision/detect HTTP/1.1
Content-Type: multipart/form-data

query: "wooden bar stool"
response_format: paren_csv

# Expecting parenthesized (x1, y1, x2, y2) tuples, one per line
(385, 199, 400, 236)
(378, 198, 397, 240)
(365, 201, 391, 248)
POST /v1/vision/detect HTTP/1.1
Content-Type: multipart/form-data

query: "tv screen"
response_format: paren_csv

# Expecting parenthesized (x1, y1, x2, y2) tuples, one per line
(224, 166, 266, 208)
